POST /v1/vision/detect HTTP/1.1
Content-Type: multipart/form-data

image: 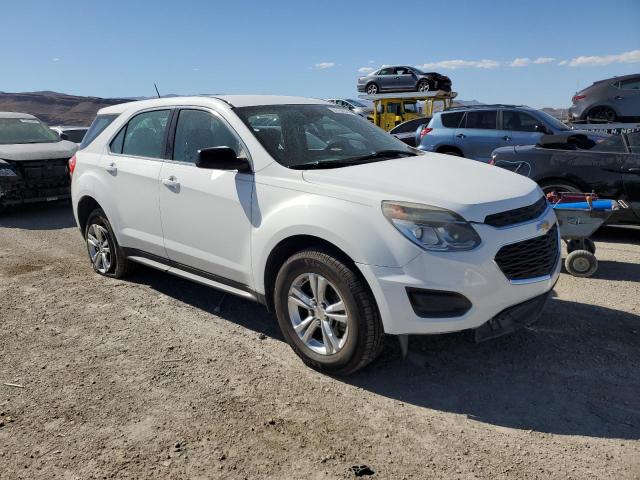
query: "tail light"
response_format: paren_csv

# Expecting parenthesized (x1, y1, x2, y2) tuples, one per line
(419, 127, 433, 139)
(68, 154, 77, 176)
(572, 94, 586, 103)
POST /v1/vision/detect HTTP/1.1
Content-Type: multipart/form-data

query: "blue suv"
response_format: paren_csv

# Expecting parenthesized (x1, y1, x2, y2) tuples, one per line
(417, 105, 579, 162)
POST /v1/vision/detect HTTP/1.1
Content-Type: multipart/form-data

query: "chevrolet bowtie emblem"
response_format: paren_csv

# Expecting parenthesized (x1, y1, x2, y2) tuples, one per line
(536, 220, 551, 233)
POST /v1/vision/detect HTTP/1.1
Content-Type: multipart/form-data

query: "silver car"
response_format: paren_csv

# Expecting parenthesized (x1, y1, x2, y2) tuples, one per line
(325, 98, 373, 119)
(569, 73, 640, 122)
(357, 66, 452, 95)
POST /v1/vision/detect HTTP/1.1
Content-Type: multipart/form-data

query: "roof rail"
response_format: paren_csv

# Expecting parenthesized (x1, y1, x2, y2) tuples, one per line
(449, 104, 529, 110)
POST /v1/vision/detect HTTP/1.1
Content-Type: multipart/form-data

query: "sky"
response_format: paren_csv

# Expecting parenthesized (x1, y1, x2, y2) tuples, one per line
(1, 0, 639, 108)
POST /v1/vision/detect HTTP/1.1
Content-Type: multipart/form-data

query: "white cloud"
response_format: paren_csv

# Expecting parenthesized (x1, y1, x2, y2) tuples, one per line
(368, 60, 375, 64)
(565, 49, 640, 67)
(558, 59, 568, 66)
(314, 62, 335, 69)
(418, 59, 500, 70)
(358, 66, 374, 73)
(52, 57, 60, 62)
(192, 67, 200, 72)
(509, 57, 531, 67)
(533, 57, 555, 64)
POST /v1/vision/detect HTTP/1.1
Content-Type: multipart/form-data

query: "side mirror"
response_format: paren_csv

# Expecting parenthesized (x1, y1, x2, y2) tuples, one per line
(196, 147, 251, 172)
(59, 132, 70, 140)
(535, 124, 550, 134)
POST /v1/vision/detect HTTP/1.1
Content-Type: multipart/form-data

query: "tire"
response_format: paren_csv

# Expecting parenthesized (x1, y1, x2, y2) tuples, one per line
(539, 181, 580, 195)
(587, 106, 617, 123)
(565, 238, 595, 255)
(417, 80, 431, 92)
(366, 83, 379, 95)
(564, 250, 598, 277)
(273, 248, 384, 375)
(84, 208, 136, 279)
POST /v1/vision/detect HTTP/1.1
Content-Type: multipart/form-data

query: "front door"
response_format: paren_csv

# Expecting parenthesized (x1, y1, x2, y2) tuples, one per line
(103, 108, 171, 258)
(158, 108, 254, 286)
(614, 77, 640, 118)
(502, 109, 543, 149)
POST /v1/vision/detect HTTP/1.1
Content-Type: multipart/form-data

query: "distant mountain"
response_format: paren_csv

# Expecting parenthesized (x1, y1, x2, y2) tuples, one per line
(0, 91, 133, 126)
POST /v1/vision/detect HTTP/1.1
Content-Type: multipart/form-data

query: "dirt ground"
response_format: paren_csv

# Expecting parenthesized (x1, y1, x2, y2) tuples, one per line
(0, 202, 639, 480)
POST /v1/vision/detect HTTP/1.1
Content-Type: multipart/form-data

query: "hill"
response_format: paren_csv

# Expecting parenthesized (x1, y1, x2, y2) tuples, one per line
(0, 91, 133, 126)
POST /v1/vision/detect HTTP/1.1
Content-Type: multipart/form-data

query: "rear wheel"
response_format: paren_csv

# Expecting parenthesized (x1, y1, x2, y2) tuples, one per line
(366, 83, 379, 95)
(587, 106, 617, 123)
(85, 208, 136, 278)
(273, 248, 383, 375)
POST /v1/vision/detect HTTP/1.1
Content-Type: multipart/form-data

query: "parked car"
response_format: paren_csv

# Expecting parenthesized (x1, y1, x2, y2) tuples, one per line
(326, 98, 373, 119)
(357, 66, 451, 95)
(0, 112, 77, 210)
(490, 131, 640, 224)
(389, 117, 430, 146)
(568, 73, 640, 123)
(71, 95, 560, 375)
(50, 126, 89, 144)
(417, 104, 600, 162)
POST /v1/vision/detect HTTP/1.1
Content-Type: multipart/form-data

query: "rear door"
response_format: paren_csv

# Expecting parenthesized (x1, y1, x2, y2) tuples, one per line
(622, 131, 640, 217)
(158, 108, 254, 286)
(104, 109, 170, 258)
(502, 109, 543, 147)
(614, 77, 640, 117)
(454, 110, 499, 161)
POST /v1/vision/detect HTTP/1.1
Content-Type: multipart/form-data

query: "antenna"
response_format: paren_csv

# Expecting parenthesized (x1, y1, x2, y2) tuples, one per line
(154, 83, 161, 98)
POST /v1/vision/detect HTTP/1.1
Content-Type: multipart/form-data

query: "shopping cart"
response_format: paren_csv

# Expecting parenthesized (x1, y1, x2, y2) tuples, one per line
(547, 192, 620, 277)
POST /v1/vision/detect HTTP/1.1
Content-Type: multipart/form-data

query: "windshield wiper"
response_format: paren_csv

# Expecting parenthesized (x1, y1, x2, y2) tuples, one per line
(290, 150, 417, 170)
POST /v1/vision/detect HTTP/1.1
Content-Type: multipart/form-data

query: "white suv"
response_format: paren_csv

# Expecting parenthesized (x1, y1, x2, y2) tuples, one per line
(71, 96, 560, 375)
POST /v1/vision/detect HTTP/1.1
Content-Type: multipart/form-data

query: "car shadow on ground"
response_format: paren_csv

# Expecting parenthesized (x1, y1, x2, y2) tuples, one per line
(594, 260, 640, 282)
(594, 225, 640, 245)
(130, 266, 640, 440)
(0, 201, 76, 230)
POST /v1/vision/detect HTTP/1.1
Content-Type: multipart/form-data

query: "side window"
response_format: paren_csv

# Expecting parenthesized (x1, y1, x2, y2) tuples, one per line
(591, 135, 628, 154)
(121, 110, 170, 158)
(464, 110, 497, 130)
(619, 78, 640, 90)
(173, 109, 242, 163)
(80, 114, 118, 149)
(441, 112, 464, 128)
(503, 111, 540, 132)
(378, 68, 393, 75)
(110, 126, 126, 153)
(627, 132, 640, 153)
(395, 67, 408, 75)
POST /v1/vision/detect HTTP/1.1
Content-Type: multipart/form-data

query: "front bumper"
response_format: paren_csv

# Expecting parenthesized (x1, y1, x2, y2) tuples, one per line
(356, 206, 560, 335)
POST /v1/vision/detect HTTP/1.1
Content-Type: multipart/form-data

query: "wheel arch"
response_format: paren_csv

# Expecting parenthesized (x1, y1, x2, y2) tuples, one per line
(76, 195, 104, 235)
(537, 176, 587, 192)
(585, 104, 620, 120)
(435, 145, 464, 156)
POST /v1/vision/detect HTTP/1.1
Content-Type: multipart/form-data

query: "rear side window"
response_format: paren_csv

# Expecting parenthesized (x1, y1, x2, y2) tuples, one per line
(440, 112, 464, 128)
(464, 110, 497, 130)
(80, 114, 118, 149)
(120, 110, 170, 158)
(619, 78, 640, 90)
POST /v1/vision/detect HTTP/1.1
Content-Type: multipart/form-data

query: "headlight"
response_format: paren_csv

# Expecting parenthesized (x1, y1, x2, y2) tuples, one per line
(382, 201, 481, 252)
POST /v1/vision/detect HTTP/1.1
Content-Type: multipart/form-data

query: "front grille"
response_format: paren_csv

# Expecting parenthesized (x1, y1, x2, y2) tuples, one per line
(485, 196, 548, 228)
(0, 158, 70, 204)
(495, 224, 559, 281)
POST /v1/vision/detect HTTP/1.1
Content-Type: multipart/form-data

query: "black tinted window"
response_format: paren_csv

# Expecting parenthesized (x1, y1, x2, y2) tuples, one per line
(464, 110, 497, 130)
(441, 112, 464, 128)
(121, 110, 170, 158)
(627, 131, 640, 153)
(173, 109, 242, 163)
(591, 135, 628, 154)
(503, 111, 539, 132)
(80, 114, 118, 149)
(378, 68, 393, 75)
(619, 78, 640, 90)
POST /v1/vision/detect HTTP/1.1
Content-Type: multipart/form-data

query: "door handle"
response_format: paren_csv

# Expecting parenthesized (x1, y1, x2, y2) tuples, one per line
(162, 176, 180, 190)
(614, 96, 623, 100)
(456, 133, 466, 139)
(626, 167, 640, 173)
(105, 162, 117, 174)
(502, 135, 511, 141)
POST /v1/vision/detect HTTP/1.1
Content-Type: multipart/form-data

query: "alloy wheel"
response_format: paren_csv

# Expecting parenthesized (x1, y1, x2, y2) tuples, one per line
(287, 273, 349, 355)
(418, 81, 430, 92)
(87, 223, 112, 274)
(366, 84, 378, 95)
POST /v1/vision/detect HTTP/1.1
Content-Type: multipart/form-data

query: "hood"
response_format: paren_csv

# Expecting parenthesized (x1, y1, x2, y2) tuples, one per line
(302, 153, 542, 223)
(0, 140, 77, 162)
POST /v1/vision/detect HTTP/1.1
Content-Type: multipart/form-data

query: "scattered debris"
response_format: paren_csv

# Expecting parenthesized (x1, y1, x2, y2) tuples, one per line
(258, 333, 267, 340)
(2, 383, 24, 389)
(350, 465, 375, 477)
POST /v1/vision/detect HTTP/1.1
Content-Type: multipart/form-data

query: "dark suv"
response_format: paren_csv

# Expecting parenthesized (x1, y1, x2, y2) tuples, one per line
(416, 105, 595, 162)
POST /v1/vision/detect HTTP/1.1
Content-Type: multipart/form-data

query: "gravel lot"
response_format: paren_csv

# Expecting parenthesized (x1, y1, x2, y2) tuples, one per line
(1, 202, 639, 479)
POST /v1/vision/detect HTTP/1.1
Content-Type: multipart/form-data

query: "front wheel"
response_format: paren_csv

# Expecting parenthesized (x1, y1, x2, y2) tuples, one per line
(366, 83, 379, 95)
(417, 80, 431, 92)
(539, 181, 580, 195)
(273, 248, 384, 375)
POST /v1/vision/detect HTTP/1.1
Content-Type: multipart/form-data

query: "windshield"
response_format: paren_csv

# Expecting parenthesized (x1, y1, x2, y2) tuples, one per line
(0, 118, 60, 145)
(345, 99, 371, 108)
(535, 110, 571, 131)
(235, 104, 415, 169)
